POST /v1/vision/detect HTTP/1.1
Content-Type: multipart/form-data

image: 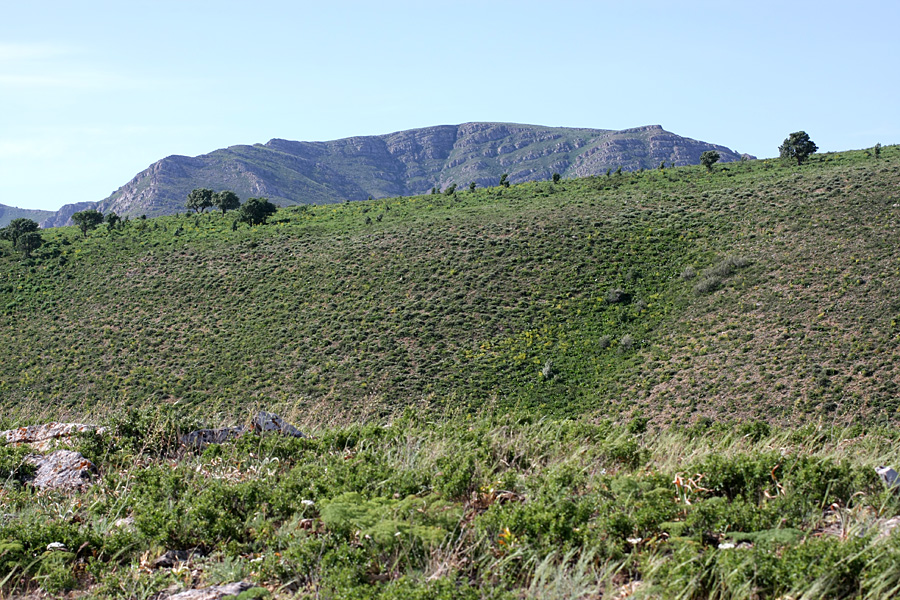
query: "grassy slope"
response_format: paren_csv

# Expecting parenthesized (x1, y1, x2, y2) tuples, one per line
(1, 147, 898, 425)
(5, 146, 900, 600)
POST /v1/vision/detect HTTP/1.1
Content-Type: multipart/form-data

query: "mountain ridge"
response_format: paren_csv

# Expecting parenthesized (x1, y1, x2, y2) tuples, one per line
(41, 122, 750, 227)
(0, 204, 54, 229)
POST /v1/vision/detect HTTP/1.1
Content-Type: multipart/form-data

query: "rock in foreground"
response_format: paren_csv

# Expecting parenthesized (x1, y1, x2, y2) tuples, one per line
(25, 450, 97, 490)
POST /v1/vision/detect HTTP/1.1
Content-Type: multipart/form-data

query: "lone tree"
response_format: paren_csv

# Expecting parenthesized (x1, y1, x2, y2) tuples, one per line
(214, 190, 241, 214)
(552, 172, 561, 183)
(499, 173, 510, 188)
(236, 197, 277, 226)
(15, 231, 43, 258)
(700, 150, 720, 172)
(104, 212, 122, 231)
(186, 188, 214, 213)
(779, 131, 818, 166)
(0, 218, 39, 248)
(468, 181, 476, 192)
(72, 209, 104, 237)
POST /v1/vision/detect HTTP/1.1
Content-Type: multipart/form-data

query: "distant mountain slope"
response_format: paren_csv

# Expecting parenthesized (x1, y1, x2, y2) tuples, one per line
(0, 204, 54, 229)
(41, 123, 750, 227)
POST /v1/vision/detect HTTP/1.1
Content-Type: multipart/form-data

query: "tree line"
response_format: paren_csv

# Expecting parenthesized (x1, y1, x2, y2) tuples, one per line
(185, 188, 277, 226)
(0, 189, 279, 260)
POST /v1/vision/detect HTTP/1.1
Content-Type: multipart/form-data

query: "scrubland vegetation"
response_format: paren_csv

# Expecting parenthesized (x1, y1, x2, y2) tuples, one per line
(2, 145, 900, 597)
(5, 409, 900, 598)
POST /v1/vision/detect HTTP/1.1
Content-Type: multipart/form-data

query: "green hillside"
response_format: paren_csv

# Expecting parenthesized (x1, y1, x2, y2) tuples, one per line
(2, 146, 897, 426)
(5, 145, 900, 599)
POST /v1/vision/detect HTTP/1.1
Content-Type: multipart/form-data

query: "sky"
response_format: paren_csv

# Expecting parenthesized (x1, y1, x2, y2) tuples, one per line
(2, 1, 898, 211)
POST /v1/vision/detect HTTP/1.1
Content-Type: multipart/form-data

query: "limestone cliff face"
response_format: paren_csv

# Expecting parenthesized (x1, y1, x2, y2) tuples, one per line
(42, 123, 751, 227)
(39, 201, 97, 229)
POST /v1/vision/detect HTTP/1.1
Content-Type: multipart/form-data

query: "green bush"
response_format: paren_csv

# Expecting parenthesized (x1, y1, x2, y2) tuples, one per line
(0, 443, 36, 483)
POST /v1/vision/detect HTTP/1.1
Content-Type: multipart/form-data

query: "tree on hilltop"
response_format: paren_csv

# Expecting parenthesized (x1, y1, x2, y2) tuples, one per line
(0, 218, 39, 247)
(236, 197, 277, 226)
(0, 218, 42, 258)
(700, 150, 720, 172)
(186, 188, 214, 213)
(104, 212, 122, 231)
(72, 209, 104, 237)
(779, 131, 818, 166)
(214, 190, 241, 214)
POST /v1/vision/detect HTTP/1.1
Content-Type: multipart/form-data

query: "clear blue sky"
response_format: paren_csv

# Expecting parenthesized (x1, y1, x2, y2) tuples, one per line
(2, 0, 898, 211)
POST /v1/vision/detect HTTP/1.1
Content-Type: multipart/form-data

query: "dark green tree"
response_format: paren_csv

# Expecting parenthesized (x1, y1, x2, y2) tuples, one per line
(15, 231, 43, 258)
(499, 173, 510, 188)
(779, 131, 818, 165)
(0, 218, 39, 247)
(236, 197, 277, 226)
(214, 190, 241, 214)
(104, 212, 121, 231)
(444, 183, 457, 196)
(552, 173, 561, 183)
(186, 188, 214, 213)
(72, 209, 104, 237)
(700, 150, 720, 172)
(468, 181, 476, 192)
(874, 143, 882, 159)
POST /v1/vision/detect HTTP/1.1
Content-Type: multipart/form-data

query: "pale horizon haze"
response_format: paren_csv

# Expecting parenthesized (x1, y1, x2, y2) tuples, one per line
(2, 0, 898, 211)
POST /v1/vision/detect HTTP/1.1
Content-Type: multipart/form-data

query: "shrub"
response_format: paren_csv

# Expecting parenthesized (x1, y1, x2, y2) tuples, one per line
(0, 443, 37, 483)
(693, 275, 722, 295)
(605, 289, 631, 304)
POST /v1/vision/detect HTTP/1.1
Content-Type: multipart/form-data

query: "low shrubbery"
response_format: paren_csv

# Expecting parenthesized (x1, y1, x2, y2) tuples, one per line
(4, 408, 900, 598)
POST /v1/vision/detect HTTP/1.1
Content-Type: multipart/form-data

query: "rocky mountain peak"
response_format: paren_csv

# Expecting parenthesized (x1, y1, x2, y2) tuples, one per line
(41, 122, 751, 227)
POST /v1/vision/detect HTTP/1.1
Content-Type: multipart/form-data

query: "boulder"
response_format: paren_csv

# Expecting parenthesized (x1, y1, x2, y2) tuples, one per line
(876, 466, 899, 488)
(1, 422, 106, 452)
(167, 582, 254, 600)
(153, 549, 191, 569)
(25, 450, 97, 490)
(251, 411, 304, 438)
(178, 412, 303, 449)
(180, 427, 246, 448)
